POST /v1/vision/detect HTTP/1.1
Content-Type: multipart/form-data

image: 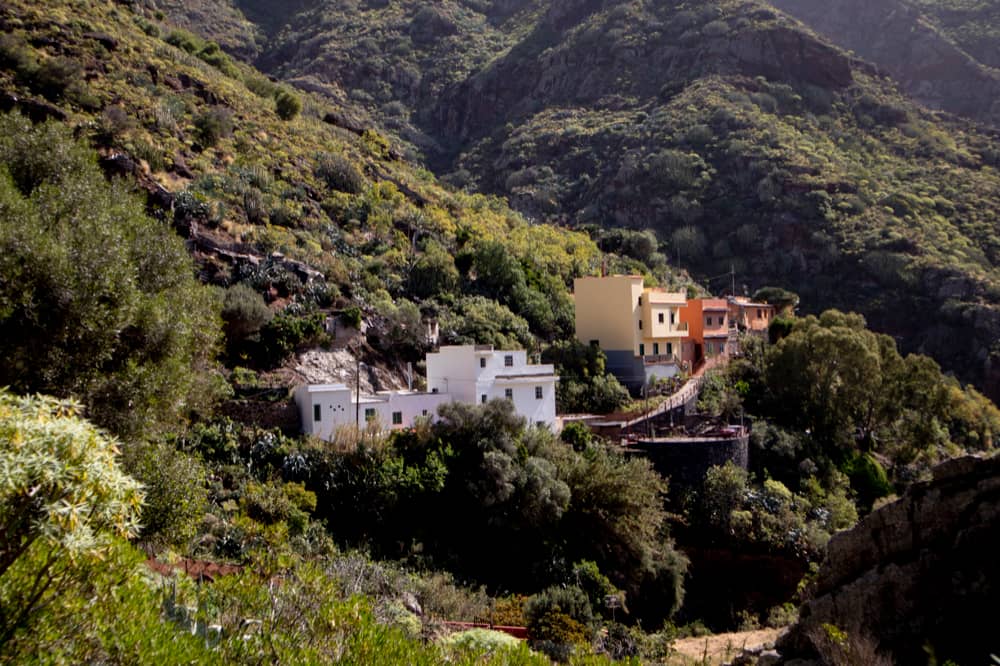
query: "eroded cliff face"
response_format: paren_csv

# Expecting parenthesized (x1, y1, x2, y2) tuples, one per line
(776, 455, 1000, 665)
(770, 0, 1000, 126)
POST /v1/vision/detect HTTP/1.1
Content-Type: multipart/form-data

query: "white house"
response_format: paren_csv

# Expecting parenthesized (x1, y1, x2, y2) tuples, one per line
(295, 345, 560, 441)
(425, 345, 559, 429)
(295, 384, 450, 440)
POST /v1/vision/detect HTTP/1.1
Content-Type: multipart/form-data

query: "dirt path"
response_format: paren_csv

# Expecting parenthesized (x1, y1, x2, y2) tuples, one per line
(668, 628, 783, 665)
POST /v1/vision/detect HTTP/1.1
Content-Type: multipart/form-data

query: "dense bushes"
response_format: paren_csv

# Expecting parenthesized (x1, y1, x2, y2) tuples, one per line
(0, 113, 224, 441)
(275, 400, 686, 627)
(316, 152, 366, 194)
(703, 309, 999, 529)
(543, 341, 629, 414)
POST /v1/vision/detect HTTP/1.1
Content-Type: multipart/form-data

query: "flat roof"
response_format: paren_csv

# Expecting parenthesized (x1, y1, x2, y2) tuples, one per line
(301, 383, 350, 392)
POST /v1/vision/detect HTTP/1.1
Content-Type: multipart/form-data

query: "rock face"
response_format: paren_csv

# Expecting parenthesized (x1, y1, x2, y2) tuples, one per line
(776, 454, 1000, 665)
(770, 0, 1000, 126)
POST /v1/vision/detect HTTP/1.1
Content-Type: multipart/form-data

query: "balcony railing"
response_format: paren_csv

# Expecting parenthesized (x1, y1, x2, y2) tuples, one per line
(642, 354, 682, 366)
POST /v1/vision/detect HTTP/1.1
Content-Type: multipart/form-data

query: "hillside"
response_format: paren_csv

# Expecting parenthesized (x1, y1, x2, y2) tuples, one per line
(201, 0, 1000, 400)
(908, 0, 1000, 70)
(2, 0, 674, 388)
(770, 0, 1000, 125)
(3, 3, 1000, 656)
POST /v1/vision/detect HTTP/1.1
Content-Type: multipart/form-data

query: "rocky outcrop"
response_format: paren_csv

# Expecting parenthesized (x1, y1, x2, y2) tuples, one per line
(771, 0, 1000, 126)
(774, 455, 1000, 665)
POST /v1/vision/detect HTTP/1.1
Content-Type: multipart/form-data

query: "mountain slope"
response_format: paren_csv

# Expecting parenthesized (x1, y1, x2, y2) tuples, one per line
(0, 0, 626, 378)
(770, 0, 1000, 126)
(81, 0, 1000, 401)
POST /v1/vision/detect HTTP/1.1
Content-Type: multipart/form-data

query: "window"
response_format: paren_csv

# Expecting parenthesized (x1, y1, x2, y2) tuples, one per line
(422, 410, 428, 416)
(666, 342, 673, 356)
(638, 320, 643, 330)
(639, 343, 645, 356)
(313, 404, 321, 422)
(670, 311, 676, 325)
(535, 386, 543, 400)
(480, 357, 486, 368)
(658, 312, 664, 324)
(504, 388, 513, 400)
(653, 343, 659, 355)
(504, 355, 513, 367)
(757, 308, 763, 319)
(481, 394, 487, 404)
(706, 316, 713, 327)
(364, 408, 376, 422)
(638, 296, 642, 306)
(392, 411, 403, 425)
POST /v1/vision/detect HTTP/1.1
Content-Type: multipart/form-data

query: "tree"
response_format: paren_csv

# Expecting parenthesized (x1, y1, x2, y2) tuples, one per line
(221, 283, 272, 354)
(0, 390, 142, 648)
(409, 240, 459, 299)
(0, 113, 224, 440)
(122, 439, 208, 548)
(752, 286, 799, 314)
(544, 341, 629, 414)
(439, 296, 533, 350)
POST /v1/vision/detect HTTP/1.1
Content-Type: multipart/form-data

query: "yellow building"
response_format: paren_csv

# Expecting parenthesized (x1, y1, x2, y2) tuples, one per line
(574, 275, 688, 391)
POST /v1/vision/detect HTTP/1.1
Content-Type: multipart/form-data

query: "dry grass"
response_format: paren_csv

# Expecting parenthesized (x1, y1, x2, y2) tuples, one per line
(667, 628, 783, 665)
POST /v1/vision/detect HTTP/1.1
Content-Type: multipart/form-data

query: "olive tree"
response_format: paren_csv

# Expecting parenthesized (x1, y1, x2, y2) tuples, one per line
(0, 113, 225, 440)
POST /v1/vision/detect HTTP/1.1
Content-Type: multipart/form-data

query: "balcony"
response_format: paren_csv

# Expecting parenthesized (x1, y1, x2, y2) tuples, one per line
(642, 354, 682, 366)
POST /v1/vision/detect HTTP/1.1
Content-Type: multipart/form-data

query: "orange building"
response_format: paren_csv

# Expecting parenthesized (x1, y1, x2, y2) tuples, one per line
(680, 298, 736, 366)
(728, 297, 776, 337)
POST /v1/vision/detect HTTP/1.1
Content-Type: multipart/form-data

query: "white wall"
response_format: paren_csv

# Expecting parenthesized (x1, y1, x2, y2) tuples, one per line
(359, 392, 451, 431)
(295, 384, 354, 441)
(301, 346, 560, 440)
(295, 384, 451, 440)
(421, 345, 560, 428)
(486, 379, 557, 427)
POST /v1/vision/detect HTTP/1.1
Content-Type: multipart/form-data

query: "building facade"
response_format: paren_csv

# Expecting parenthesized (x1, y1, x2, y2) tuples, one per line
(680, 298, 737, 365)
(728, 297, 776, 337)
(295, 384, 451, 440)
(574, 275, 689, 392)
(426, 345, 559, 428)
(296, 345, 559, 441)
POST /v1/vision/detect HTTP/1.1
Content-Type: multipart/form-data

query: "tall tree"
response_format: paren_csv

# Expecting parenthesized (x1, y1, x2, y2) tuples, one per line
(0, 113, 224, 440)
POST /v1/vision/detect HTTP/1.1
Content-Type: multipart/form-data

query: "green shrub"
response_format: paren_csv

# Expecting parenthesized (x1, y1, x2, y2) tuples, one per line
(275, 90, 303, 121)
(222, 283, 272, 350)
(122, 440, 208, 547)
(244, 73, 279, 98)
(165, 28, 201, 54)
(194, 107, 233, 148)
(316, 152, 365, 194)
(560, 421, 594, 451)
(342, 305, 363, 329)
(525, 586, 594, 643)
(444, 628, 520, 655)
